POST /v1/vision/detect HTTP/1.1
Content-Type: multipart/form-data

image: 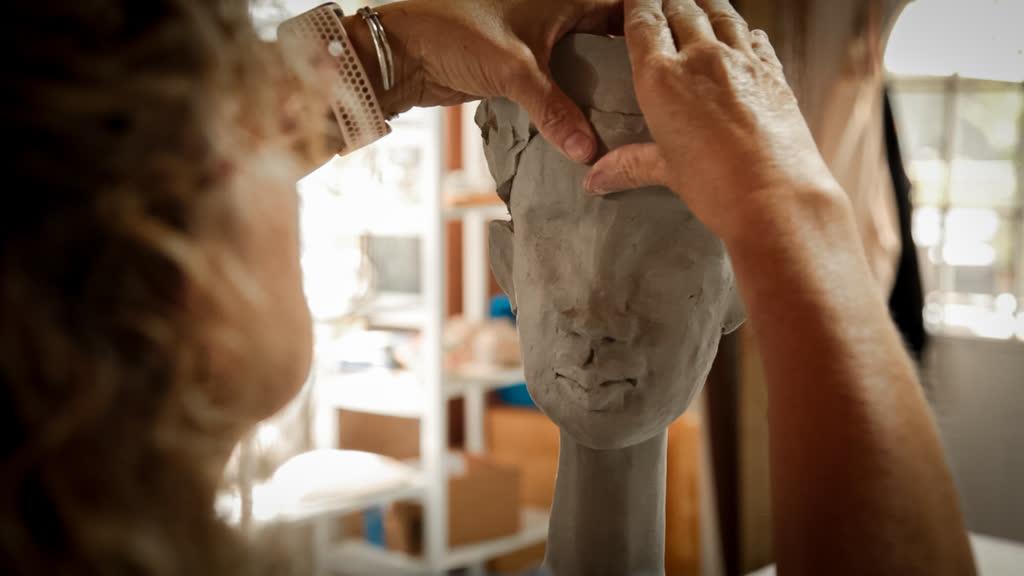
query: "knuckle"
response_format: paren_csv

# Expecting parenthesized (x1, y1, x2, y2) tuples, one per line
(740, 58, 759, 79)
(685, 40, 729, 72)
(689, 39, 727, 59)
(538, 101, 570, 133)
(639, 54, 678, 86)
(505, 56, 534, 84)
(707, 11, 748, 31)
(660, 3, 691, 21)
(652, 151, 669, 178)
(621, 149, 647, 181)
(625, 10, 667, 36)
(498, 44, 537, 84)
(705, 0, 747, 20)
(751, 40, 783, 69)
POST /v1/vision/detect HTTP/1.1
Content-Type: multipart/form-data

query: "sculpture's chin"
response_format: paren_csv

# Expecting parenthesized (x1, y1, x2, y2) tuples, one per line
(561, 414, 664, 450)
(530, 375, 705, 450)
(535, 397, 666, 450)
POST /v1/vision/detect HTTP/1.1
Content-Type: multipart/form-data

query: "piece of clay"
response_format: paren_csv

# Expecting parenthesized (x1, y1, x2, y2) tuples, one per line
(477, 33, 744, 576)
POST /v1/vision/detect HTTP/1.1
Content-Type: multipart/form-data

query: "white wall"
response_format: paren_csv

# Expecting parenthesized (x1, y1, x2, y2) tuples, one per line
(925, 335, 1024, 543)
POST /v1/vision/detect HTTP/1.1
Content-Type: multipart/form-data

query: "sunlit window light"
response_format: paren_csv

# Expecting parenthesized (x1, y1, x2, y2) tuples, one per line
(945, 209, 1000, 243)
(924, 301, 944, 326)
(941, 242, 996, 267)
(994, 293, 1019, 316)
(887, 0, 1024, 340)
(256, 422, 283, 450)
(885, 0, 1024, 82)
(912, 207, 942, 247)
(942, 303, 1018, 340)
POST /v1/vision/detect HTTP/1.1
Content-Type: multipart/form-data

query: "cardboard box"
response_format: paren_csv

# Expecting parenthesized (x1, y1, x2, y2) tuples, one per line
(666, 412, 701, 576)
(385, 453, 521, 555)
(336, 403, 468, 460)
(486, 406, 560, 509)
(337, 409, 420, 460)
(488, 542, 546, 574)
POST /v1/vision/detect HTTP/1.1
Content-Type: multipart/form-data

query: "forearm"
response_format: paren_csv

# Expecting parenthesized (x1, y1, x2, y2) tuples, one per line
(725, 186, 974, 575)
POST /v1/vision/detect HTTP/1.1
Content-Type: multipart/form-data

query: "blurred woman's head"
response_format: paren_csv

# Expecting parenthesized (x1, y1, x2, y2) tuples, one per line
(1, 1, 320, 572)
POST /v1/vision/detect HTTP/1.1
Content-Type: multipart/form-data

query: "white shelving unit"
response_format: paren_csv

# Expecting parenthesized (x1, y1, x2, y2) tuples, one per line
(218, 450, 425, 529)
(293, 98, 538, 574)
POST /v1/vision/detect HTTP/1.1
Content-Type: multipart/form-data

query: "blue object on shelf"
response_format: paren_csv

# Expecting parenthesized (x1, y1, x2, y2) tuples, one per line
(363, 506, 386, 547)
(489, 295, 516, 325)
(496, 383, 535, 407)
(488, 295, 534, 407)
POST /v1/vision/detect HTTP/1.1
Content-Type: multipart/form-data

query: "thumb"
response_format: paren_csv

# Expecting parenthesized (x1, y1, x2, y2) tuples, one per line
(506, 65, 596, 163)
(583, 143, 670, 195)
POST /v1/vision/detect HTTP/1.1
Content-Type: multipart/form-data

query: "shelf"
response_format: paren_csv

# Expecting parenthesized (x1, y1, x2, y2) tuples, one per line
(443, 191, 503, 208)
(443, 506, 549, 568)
(328, 507, 550, 574)
(321, 365, 525, 418)
(270, 479, 425, 525)
(328, 541, 423, 575)
(321, 370, 425, 418)
(351, 292, 425, 332)
(217, 450, 424, 526)
(299, 195, 507, 240)
(443, 202, 509, 222)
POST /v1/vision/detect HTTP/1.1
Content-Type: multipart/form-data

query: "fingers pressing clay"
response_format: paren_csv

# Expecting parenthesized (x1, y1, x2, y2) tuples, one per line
(584, 143, 669, 195)
(695, 0, 752, 51)
(506, 62, 597, 164)
(624, 0, 678, 60)
(662, 0, 715, 49)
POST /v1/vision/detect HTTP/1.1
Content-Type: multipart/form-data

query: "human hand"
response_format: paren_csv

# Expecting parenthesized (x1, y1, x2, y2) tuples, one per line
(581, 0, 840, 243)
(372, 0, 624, 163)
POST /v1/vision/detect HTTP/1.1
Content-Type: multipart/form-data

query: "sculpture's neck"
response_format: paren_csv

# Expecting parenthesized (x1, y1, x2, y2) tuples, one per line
(546, 429, 667, 576)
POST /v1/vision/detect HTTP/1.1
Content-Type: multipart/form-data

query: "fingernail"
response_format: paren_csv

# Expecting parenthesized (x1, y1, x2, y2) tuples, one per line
(564, 131, 595, 163)
(583, 170, 612, 195)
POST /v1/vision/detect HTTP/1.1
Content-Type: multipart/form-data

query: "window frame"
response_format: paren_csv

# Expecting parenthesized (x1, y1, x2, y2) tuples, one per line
(889, 75, 1024, 339)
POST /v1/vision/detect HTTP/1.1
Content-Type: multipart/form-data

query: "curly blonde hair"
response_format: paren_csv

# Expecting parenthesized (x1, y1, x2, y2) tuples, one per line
(0, 1, 324, 574)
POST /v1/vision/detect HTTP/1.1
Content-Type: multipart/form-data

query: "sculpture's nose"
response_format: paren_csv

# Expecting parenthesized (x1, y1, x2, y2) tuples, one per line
(553, 312, 638, 374)
(574, 313, 636, 346)
(557, 302, 638, 367)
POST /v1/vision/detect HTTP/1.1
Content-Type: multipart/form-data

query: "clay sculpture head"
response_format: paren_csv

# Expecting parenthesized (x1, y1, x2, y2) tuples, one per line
(477, 34, 744, 450)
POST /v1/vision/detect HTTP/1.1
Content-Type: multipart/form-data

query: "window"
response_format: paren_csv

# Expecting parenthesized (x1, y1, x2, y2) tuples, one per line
(886, 0, 1024, 340)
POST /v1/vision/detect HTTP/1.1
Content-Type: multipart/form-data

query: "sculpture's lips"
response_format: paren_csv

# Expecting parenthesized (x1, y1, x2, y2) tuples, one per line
(555, 371, 637, 412)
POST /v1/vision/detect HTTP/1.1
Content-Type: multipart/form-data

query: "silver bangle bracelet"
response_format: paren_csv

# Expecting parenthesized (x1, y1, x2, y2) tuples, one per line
(279, 4, 391, 154)
(357, 7, 395, 92)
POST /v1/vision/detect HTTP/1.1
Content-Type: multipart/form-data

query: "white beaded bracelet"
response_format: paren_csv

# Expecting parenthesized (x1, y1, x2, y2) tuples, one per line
(278, 3, 391, 155)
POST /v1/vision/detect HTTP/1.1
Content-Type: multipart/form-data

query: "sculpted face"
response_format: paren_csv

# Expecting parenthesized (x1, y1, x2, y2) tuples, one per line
(479, 35, 743, 450)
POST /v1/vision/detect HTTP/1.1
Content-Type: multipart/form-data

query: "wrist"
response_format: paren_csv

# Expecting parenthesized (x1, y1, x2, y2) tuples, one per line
(723, 181, 893, 373)
(721, 180, 853, 264)
(342, 5, 422, 118)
